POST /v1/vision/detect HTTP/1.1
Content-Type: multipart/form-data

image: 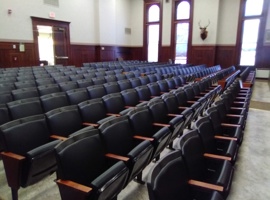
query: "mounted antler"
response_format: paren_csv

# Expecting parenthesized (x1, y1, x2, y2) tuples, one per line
(198, 20, 210, 40)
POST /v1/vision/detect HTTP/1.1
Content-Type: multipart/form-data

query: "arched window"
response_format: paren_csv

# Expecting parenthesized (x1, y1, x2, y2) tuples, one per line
(239, 0, 265, 65)
(144, 2, 162, 62)
(149, 5, 160, 22)
(172, 0, 192, 64)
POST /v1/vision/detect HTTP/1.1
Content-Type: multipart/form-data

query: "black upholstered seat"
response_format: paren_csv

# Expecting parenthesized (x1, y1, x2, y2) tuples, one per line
(54, 129, 129, 200)
(147, 150, 225, 200)
(0, 115, 61, 200)
(99, 116, 154, 185)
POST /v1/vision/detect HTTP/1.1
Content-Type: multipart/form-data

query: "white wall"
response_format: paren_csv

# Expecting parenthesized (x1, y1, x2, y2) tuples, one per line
(217, 0, 240, 45)
(162, 0, 172, 46)
(192, 0, 220, 45)
(0, 0, 98, 44)
(130, 0, 144, 46)
(0, 0, 242, 47)
(115, 0, 132, 46)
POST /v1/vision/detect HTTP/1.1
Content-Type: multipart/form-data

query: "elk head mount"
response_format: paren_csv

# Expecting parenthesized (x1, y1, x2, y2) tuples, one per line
(198, 20, 210, 40)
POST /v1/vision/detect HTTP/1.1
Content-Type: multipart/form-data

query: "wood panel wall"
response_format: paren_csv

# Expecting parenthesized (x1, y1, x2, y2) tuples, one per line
(1, 41, 270, 69)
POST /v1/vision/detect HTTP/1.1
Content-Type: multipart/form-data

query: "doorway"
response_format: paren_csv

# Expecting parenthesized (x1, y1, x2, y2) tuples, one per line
(31, 17, 71, 66)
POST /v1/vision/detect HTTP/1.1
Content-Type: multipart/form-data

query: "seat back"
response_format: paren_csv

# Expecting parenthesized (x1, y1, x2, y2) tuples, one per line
(0, 104, 10, 126)
(135, 85, 152, 101)
(78, 98, 108, 123)
(102, 93, 126, 114)
(87, 85, 107, 99)
(45, 105, 83, 137)
(176, 129, 207, 180)
(40, 92, 69, 112)
(147, 150, 192, 200)
(59, 81, 78, 92)
(194, 116, 217, 153)
(103, 82, 121, 94)
(11, 87, 39, 100)
(147, 82, 161, 96)
(118, 79, 132, 90)
(7, 97, 43, 120)
(121, 88, 140, 107)
(38, 84, 60, 96)
(0, 114, 60, 186)
(98, 116, 135, 156)
(66, 88, 90, 105)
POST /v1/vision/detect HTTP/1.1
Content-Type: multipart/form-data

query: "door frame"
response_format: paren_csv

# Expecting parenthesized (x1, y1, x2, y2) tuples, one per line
(31, 16, 71, 66)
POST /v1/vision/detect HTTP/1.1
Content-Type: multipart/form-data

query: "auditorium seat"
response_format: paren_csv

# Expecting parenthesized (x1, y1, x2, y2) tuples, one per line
(45, 105, 84, 139)
(0, 104, 10, 126)
(37, 84, 60, 96)
(7, 97, 43, 120)
(147, 99, 186, 147)
(117, 79, 132, 91)
(76, 78, 93, 88)
(128, 107, 172, 161)
(205, 107, 243, 144)
(14, 80, 36, 89)
(0, 92, 13, 104)
(174, 129, 234, 198)
(78, 98, 116, 128)
(54, 129, 129, 200)
(0, 115, 61, 200)
(147, 150, 225, 200)
(66, 88, 90, 105)
(87, 85, 107, 99)
(103, 82, 121, 94)
(58, 81, 78, 92)
(11, 87, 39, 100)
(194, 116, 239, 164)
(99, 116, 154, 185)
(40, 92, 70, 112)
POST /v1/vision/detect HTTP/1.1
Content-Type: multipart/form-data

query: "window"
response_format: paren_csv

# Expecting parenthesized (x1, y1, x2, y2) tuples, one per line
(239, 0, 264, 65)
(173, 1, 192, 64)
(144, 2, 162, 62)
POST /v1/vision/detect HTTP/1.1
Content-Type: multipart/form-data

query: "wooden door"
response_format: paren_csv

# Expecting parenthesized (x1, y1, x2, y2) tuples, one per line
(53, 26, 69, 65)
(32, 17, 71, 66)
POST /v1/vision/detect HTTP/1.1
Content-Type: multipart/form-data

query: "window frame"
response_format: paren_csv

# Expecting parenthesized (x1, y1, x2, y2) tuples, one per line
(171, 0, 193, 64)
(236, 0, 269, 66)
(143, 0, 163, 62)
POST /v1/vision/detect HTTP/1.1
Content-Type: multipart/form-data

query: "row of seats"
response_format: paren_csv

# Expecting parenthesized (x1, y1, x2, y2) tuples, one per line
(0, 75, 190, 126)
(146, 78, 252, 200)
(0, 70, 223, 200)
(0, 63, 239, 200)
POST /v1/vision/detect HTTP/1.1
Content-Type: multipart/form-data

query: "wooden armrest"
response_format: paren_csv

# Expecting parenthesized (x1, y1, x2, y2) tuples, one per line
(226, 114, 243, 118)
(1, 151, 25, 189)
(124, 106, 134, 109)
(105, 153, 130, 162)
(230, 107, 245, 110)
(106, 113, 121, 117)
(56, 179, 92, 193)
(221, 123, 241, 128)
(233, 101, 245, 104)
(50, 135, 67, 141)
(153, 123, 170, 127)
(1, 151, 25, 160)
(187, 100, 196, 104)
(167, 113, 182, 117)
(139, 100, 148, 103)
(214, 135, 238, 141)
(204, 153, 231, 161)
(133, 135, 154, 141)
(188, 179, 224, 192)
(178, 106, 189, 110)
(82, 122, 99, 127)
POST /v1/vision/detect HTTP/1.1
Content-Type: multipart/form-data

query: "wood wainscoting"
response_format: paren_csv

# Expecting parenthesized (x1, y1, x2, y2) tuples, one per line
(1, 41, 243, 69)
(0, 42, 36, 68)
